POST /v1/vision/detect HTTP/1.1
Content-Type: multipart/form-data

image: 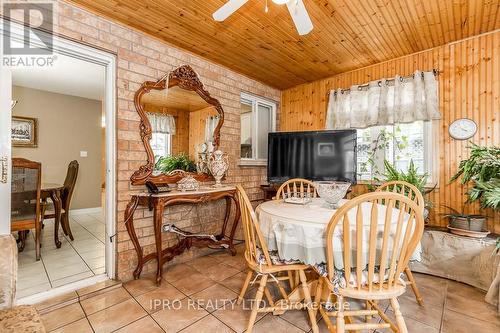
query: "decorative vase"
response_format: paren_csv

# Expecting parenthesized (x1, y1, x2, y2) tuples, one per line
(208, 150, 229, 187)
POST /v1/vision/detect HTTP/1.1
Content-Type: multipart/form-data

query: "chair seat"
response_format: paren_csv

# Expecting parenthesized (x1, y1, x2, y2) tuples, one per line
(335, 282, 406, 300)
(315, 263, 406, 297)
(245, 249, 309, 274)
(0, 305, 46, 333)
(256, 248, 302, 266)
(43, 209, 66, 216)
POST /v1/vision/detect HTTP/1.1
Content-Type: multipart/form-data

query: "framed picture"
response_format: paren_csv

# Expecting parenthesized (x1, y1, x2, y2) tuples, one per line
(317, 142, 335, 156)
(12, 116, 38, 148)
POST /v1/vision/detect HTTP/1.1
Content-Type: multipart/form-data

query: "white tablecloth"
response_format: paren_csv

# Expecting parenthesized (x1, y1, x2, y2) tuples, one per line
(256, 198, 421, 269)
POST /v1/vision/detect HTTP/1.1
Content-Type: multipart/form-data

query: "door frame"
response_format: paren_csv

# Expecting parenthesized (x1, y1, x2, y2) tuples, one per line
(1, 20, 117, 282)
(0, 66, 12, 235)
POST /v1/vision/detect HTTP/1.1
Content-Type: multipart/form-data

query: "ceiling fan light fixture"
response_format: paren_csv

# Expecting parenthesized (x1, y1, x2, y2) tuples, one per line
(213, 0, 312, 36)
(272, 0, 290, 5)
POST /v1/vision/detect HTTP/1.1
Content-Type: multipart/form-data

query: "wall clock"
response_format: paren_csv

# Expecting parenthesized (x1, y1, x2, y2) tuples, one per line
(449, 118, 477, 140)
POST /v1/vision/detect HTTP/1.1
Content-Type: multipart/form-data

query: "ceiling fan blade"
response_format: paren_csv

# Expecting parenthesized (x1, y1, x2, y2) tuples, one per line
(213, 0, 249, 21)
(286, 0, 313, 36)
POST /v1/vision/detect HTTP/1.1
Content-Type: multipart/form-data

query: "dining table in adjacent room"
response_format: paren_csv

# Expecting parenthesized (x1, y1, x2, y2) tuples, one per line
(41, 182, 65, 248)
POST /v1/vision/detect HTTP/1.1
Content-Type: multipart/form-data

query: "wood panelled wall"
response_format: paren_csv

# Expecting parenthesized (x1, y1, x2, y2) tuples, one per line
(281, 30, 500, 233)
(189, 106, 218, 159)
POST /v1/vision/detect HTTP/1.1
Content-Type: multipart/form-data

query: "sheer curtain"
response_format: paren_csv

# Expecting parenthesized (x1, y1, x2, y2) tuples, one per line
(205, 115, 220, 142)
(146, 112, 176, 135)
(326, 70, 440, 129)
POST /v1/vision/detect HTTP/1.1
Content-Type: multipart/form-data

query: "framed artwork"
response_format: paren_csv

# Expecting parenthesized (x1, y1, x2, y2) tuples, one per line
(12, 116, 38, 148)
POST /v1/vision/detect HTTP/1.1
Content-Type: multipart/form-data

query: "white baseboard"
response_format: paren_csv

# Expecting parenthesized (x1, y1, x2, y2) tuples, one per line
(16, 274, 109, 306)
(70, 207, 102, 215)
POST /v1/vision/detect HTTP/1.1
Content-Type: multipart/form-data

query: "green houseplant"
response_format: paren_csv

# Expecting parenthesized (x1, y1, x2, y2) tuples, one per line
(448, 143, 500, 231)
(369, 159, 435, 221)
(373, 160, 431, 194)
(154, 153, 197, 174)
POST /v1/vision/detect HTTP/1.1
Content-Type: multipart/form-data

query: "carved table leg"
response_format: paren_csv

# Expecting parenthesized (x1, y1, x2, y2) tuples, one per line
(153, 202, 165, 286)
(62, 212, 74, 241)
(227, 195, 241, 256)
(50, 189, 62, 248)
(41, 198, 47, 229)
(124, 196, 141, 279)
(218, 196, 232, 243)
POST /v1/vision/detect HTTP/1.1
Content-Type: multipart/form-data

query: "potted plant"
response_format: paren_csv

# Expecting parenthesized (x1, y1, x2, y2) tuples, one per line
(369, 159, 436, 222)
(442, 206, 487, 232)
(154, 153, 197, 174)
(448, 143, 500, 232)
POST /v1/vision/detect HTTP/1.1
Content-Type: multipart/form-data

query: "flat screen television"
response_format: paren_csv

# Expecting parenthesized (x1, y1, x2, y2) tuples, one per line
(267, 130, 357, 184)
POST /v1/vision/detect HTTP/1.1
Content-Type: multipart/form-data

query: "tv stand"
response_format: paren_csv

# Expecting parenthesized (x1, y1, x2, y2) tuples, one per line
(260, 183, 281, 201)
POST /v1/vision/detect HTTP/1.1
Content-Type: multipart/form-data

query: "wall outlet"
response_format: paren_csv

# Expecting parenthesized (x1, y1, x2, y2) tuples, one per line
(80, 151, 88, 157)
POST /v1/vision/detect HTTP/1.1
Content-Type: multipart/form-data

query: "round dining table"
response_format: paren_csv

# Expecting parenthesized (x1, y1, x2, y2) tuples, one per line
(256, 197, 421, 269)
(41, 182, 65, 248)
(255, 197, 422, 315)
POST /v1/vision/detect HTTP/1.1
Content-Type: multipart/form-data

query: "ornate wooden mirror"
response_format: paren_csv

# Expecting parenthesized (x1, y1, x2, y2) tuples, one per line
(130, 65, 223, 185)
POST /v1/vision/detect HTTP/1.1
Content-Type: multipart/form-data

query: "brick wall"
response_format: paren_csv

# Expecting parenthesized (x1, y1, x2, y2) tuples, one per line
(49, 1, 280, 281)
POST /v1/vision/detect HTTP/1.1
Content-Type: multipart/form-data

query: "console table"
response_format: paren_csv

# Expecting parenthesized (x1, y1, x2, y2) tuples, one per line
(124, 185, 240, 285)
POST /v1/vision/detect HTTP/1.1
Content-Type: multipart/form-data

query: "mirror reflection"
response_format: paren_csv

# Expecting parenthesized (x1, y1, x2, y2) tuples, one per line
(141, 86, 220, 175)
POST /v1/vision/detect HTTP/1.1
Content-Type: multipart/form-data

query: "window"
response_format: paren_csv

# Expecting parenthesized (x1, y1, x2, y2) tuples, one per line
(150, 132, 171, 157)
(356, 121, 434, 183)
(240, 93, 276, 165)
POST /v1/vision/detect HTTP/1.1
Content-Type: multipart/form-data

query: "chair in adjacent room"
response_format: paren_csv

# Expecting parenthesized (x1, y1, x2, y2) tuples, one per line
(316, 192, 424, 333)
(11, 158, 42, 260)
(376, 180, 425, 306)
(235, 185, 319, 333)
(41, 160, 79, 241)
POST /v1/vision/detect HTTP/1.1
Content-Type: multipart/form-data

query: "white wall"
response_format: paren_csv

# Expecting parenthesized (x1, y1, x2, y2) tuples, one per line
(12, 86, 102, 209)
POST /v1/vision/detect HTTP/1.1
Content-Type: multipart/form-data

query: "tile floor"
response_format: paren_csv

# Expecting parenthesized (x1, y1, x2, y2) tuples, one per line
(37, 245, 500, 333)
(17, 210, 106, 298)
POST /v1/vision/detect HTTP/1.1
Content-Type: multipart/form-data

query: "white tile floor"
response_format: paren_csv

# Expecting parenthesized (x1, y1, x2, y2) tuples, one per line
(16, 210, 106, 299)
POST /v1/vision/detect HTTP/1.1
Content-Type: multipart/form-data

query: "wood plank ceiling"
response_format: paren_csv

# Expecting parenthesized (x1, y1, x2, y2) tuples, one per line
(66, 0, 500, 89)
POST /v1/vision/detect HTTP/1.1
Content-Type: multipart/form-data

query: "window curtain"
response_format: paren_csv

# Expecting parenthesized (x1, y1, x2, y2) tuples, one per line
(326, 70, 440, 129)
(205, 115, 220, 142)
(147, 112, 176, 135)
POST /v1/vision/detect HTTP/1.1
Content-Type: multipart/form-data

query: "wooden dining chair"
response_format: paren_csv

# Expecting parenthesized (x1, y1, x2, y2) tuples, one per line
(11, 158, 42, 260)
(276, 178, 318, 287)
(376, 180, 425, 306)
(41, 160, 79, 240)
(235, 185, 319, 333)
(275, 178, 317, 200)
(237, 178, 316, 301)
(316, 192, 424, 333)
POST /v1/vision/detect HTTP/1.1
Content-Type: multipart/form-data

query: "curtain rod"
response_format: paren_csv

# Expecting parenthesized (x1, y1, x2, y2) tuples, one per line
(329, 69, 439, 96)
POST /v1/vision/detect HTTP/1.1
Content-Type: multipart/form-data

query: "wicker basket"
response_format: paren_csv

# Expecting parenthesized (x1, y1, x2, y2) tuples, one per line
(449, 216, 486, 231)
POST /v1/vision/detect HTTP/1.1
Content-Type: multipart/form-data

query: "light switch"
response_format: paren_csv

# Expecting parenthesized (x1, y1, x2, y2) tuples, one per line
(80, 151, 88, 157)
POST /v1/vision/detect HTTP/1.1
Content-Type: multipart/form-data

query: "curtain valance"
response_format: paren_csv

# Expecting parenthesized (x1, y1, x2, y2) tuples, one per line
(147, 112, 176, 135)
(326, 70, 441, 129)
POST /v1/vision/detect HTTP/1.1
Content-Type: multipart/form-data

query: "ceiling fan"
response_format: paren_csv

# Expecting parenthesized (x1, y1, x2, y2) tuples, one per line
(213, 0, 313, 36)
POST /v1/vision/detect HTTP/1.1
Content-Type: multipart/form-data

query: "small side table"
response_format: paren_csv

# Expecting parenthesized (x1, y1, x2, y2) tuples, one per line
(260, 183, 280, 201)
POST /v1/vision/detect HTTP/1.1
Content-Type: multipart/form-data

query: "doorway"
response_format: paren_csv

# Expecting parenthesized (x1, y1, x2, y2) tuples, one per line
(1, 20, 116, 302)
